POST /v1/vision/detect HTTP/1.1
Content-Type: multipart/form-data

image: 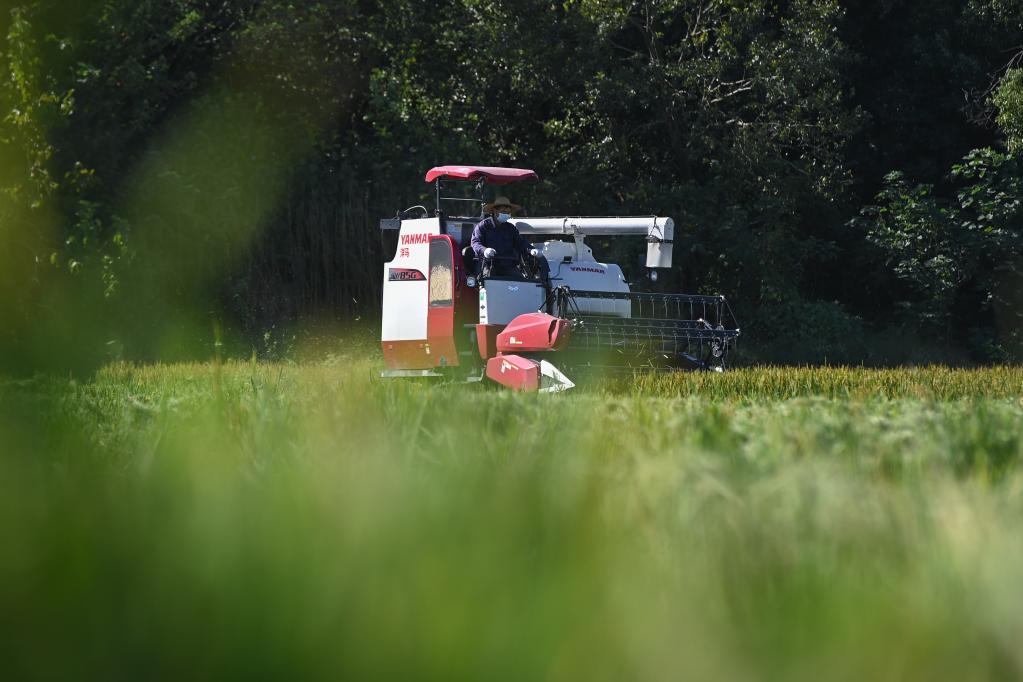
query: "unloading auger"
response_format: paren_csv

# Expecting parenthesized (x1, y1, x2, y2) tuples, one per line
(379, 165, 739, 392)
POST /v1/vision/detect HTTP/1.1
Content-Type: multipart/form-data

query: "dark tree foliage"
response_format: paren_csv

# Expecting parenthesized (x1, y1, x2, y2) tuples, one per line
(1, 0, 1021, 368)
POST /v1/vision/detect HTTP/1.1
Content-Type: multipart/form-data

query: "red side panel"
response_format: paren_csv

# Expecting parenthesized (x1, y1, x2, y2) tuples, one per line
(426, 308, 458, 367)
(496, 313, 572, 353)
(424, 235, 460, 367)
(382, 340, 432, 369)
(486, 355, 540, 391)
(476, 324, 503, 360)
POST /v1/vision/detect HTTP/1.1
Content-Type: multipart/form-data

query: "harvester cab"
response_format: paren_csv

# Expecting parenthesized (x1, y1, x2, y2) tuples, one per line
(379, 165, 739, 391)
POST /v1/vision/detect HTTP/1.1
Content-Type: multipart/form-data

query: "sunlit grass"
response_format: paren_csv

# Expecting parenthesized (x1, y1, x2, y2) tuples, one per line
(614, 364, 1023, 400)
(2, 362, 1022, 679)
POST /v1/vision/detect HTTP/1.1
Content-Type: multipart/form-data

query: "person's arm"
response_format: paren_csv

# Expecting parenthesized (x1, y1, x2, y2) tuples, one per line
(513, 226, 533, 258)
(470, 220, 488, 260)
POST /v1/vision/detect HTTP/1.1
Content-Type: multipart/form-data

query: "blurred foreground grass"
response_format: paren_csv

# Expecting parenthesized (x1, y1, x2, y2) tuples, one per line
(2, 361, 1023, 680)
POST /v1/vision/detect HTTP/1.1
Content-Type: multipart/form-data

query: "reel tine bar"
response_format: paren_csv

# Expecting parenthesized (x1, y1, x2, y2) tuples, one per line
(554, 289, 740, 369)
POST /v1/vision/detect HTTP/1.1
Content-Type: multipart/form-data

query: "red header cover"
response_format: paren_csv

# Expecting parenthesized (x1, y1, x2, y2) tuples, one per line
(424, 165, 538, 185)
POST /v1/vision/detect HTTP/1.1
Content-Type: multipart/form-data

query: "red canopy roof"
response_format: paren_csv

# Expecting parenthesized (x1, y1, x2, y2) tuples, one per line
(424, 165, 538, 185)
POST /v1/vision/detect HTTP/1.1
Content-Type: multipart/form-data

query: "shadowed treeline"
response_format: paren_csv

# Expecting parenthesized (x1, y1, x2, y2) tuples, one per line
(1, 1, 1022, 371)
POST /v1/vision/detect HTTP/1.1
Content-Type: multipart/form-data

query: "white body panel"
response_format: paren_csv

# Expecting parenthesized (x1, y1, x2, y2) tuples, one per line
(537, 240, 630, 317)
(381, 217, 441, 341)
(645, 219, 673, 269)
(510, 216, 674, 268)
(510, 216, 672, 235)
(479, 281, 546, 325)
(478, 239, 632, 323)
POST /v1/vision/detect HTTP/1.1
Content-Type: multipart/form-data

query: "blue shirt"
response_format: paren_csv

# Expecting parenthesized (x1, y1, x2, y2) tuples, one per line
(470, 216, 532, 262)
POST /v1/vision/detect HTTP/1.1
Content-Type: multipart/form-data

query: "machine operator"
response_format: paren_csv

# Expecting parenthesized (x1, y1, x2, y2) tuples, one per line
(470, 195, 539, 277)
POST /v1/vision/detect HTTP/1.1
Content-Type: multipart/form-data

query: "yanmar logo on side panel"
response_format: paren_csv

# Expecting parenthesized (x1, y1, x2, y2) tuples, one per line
(388, 268, 426, 282)
(400, 233, 431, 245)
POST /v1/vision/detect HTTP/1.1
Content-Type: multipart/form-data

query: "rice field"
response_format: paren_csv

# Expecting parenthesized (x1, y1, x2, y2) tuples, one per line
(2, 360, 1023, 680)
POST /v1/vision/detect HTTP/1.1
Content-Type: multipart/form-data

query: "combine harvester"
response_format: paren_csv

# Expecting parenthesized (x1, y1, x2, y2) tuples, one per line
(379, 165, 739, 392)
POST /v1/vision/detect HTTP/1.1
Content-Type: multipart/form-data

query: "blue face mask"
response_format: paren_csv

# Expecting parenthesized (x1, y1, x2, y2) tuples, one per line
(496, 212, 511, 223)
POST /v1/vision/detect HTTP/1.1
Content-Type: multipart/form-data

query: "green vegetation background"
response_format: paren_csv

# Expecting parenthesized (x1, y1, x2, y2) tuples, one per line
(4, 5, 1023, 678)
(2, 1, 1023, 371)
